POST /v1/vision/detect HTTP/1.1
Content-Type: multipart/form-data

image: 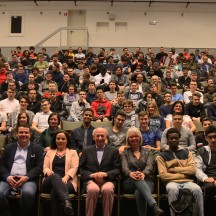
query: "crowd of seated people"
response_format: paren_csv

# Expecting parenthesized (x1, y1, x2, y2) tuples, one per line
(0, 46, 216, 216)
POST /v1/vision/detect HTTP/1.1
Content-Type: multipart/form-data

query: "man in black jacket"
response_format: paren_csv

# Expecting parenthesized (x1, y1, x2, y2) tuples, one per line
(0, 124, 43, 216)
(70, 108, 95, 156)
(185, 92, 206, 122)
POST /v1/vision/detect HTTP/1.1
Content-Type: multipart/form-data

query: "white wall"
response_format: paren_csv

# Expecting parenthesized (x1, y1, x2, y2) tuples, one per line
(0, 1, 216, 49)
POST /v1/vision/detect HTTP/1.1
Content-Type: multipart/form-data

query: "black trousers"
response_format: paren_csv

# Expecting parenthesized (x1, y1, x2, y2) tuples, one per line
(41, 173, 75, 216)
(202, 182, 216, 216)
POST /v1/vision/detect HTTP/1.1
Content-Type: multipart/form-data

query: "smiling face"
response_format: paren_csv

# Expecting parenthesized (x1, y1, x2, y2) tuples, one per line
(147, 104, 155, 115)
(56, 133, 68, 151)
(114, 114, 126, 128)
(203, 120, 212, 131)
(19, 113, 28, 125)
(130, 83, 137, 92)
(83, 110, 93, 124)
(49, 115, 59, 128)
(173, 103, 183, 113)
(20, 98, 28, 110)
(128, 131, 141, 150)
(93, 128, 107, 148)
(139, 115, 149, 128)
(17, 126, 30, 147)
(123, 103, 133, 113)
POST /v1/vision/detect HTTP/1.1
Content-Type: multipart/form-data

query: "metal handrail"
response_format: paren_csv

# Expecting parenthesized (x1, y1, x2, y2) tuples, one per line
(35, 27, 88, 48)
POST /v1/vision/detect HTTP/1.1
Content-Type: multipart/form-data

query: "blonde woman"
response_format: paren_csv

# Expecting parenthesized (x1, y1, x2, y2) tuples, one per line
(121, 127, 164, 216)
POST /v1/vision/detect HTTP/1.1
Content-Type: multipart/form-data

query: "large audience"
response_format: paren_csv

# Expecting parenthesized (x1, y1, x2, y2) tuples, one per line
(0, 45, 216, 216)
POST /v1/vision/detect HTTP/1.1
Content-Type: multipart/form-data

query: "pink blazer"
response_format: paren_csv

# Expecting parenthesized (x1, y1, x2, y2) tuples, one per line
(43, 148, 79, 191)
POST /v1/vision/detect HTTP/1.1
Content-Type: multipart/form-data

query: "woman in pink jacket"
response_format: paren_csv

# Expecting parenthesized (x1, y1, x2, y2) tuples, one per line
(42, 130, 79, 216)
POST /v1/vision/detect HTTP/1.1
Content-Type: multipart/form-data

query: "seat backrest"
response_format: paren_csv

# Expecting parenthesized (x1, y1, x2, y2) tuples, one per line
(61, 120, 82, 132)
(193, 121, 204, 133)
(0, 135, 6, 150)
(91, 121, 113, 128)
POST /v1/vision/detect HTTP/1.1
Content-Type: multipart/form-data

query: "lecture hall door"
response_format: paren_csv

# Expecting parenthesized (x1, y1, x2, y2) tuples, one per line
(67, 10, 87, 47)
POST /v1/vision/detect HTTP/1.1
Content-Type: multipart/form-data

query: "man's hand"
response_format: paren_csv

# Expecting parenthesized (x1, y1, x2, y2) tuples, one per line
(192, 117, 200, 122)
(167, 168, 175, 173)
(98, 115, 104, 120)
(204, 177, 215, 183)
(7, 176, 18, 188)
(15, 176, 28, 188)
(97, 172, 108, 178)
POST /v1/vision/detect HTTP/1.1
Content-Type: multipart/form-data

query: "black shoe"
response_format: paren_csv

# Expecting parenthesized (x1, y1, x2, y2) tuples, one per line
(152, 203, 164, 216)
(64, 200, 74, 216)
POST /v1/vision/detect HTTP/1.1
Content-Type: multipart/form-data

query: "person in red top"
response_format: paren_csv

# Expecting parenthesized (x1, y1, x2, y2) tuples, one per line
(16, 46, 23, 58)
(91, 86, 112, 122)
(183, 48, 190, 61)
(0, 62, 7, 85)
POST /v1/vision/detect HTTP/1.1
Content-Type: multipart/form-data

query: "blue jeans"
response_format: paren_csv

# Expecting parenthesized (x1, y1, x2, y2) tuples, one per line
(123, 178, 155, 216)
(166, 181, 204, 216)
(0, 181, 37, 216)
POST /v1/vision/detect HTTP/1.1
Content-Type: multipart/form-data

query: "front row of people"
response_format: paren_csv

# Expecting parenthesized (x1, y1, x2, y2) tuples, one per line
(0, 124, 216, 216)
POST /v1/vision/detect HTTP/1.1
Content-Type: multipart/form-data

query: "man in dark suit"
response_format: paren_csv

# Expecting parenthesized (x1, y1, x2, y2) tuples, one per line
(79, 127, 121, 216)
(0, 124, 43, 216)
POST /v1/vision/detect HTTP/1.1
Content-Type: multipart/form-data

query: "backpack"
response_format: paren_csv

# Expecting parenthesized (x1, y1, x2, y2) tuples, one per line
(170, 188, 193, 216)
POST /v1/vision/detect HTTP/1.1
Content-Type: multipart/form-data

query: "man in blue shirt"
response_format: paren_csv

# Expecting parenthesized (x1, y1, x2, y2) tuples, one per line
(138, 111, 161, 152)
(170, 83, 183, 102)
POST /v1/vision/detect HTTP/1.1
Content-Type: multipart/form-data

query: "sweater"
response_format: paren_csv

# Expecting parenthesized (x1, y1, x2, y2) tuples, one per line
(157, 148, 196, 183)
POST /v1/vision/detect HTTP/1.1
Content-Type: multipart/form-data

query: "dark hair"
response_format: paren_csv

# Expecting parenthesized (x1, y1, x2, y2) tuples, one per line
(205, 125, 216, 137)
(171, 101, 185, 115)
(115, 110, 126, 118)
(166, 127, 181, 139)
(29, 46, 35, 50)
(31, 67, 39, 72)
(96, 85, 104, 92)
(83, 108, 94, 115)
(48, 112, 60, 126)
(16, 123, 30, 133)
(201, 117, 212, 126)
(50, 130, 71, 149)
(171, 83, 177, 87)
(138, 111, 149, 118)
(19, 95, 29, 103)
(17, 112, 30, 126)
(40, 99, 50, 104)
(172, 112, 183, 117)
(108, 80, 119, 91)
(68, 84, 77, 93)
(88, 81, 95, 86)
(144, 92, 153, 101)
